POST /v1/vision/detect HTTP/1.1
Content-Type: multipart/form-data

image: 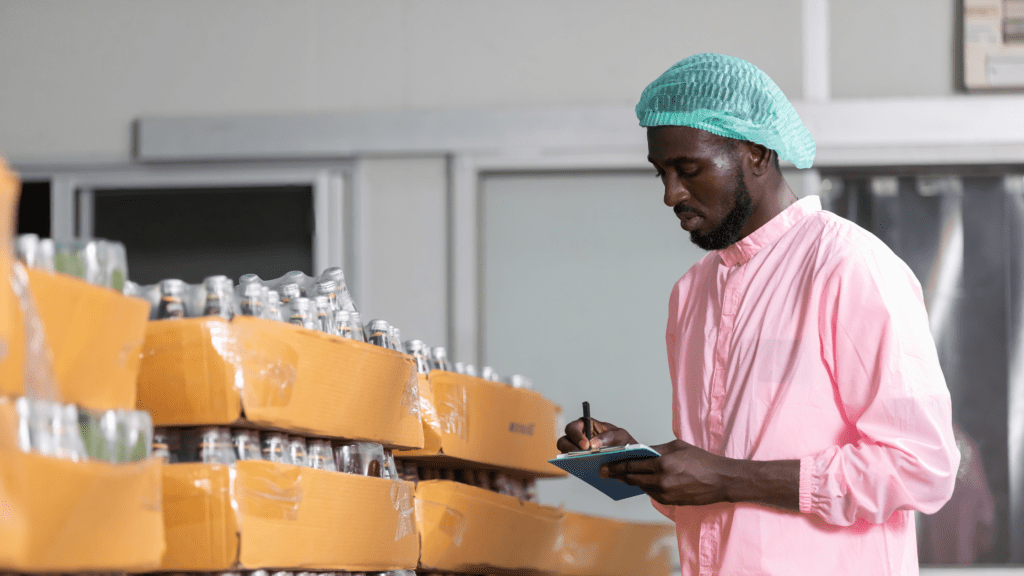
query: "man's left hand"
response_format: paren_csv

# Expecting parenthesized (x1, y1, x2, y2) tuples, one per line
(601, 439, 801, 510)
(600, 439, 732, 506)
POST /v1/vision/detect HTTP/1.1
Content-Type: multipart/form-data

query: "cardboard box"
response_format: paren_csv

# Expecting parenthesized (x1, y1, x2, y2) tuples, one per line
(0, 268, 150, 411)
(4, 269, 149, 410)
(161, 461, 419, 571)
(0, 450, 165, 573)
(550, 512, 677, 576)
(400, 371, 566, 477)
(136, 315, 424, 449)
(416, 479, 564, 574)
(0, 162, 150, 410)
(0, 397, 164, 572)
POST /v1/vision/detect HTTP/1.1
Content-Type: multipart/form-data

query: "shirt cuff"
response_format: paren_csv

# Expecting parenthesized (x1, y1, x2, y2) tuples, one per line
(798, 454, 816, 514)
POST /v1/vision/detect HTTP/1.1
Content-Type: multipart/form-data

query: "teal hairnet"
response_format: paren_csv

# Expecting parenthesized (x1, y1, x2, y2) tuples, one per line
(636, 53, 816, 169)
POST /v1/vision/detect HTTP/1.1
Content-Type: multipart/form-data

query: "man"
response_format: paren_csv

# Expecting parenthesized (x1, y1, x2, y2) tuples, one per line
(557, 53, 960, 574)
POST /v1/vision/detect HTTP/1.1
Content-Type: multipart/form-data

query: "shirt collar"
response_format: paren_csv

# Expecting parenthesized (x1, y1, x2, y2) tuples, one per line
(718, 195, 822, 268)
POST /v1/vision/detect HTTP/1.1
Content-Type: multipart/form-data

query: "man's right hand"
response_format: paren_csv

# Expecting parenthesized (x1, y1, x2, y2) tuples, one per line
(557, 417, 637, 453)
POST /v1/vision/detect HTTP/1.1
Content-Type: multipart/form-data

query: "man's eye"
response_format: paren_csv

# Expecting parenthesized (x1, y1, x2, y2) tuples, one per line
(653, 168, 697, 178)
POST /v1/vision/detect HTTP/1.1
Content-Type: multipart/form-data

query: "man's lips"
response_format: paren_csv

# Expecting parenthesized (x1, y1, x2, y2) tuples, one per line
(679, 213, 703, 232)
(675, 206, 703, 232)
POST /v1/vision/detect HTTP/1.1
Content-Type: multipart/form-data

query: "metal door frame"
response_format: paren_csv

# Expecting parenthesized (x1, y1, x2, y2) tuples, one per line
(14, 162, 352, 280)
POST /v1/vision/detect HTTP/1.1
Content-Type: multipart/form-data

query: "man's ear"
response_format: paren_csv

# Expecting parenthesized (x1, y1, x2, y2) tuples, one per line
(745, 142, 773, 177)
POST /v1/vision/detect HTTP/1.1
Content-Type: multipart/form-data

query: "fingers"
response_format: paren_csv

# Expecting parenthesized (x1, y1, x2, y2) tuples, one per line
(558, 418, 637, 453)
(557, 435, 581, 453)
(562, 417, 618, 450)
(602, 457, 660, 479)
(619, 473, 661, 489)
(591, 426, 638, 450)
(562, 418, 593, 451)
(598, 461, 661, 491)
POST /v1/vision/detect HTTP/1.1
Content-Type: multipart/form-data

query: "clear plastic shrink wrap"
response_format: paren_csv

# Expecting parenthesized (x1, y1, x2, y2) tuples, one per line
(413, 479, 564, 575)
(135, 313, 424, 450)
(158, 459, 418, 571)
(152, 423, 418, 571)
(400, 370, 565, 478)
(547, 512, 677, 576)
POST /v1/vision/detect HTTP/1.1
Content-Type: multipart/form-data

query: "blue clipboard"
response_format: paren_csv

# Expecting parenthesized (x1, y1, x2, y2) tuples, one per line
(548, 444, 660, 501)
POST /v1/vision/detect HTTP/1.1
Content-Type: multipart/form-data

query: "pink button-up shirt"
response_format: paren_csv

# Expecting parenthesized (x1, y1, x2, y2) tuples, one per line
(659, 196, 959, 575)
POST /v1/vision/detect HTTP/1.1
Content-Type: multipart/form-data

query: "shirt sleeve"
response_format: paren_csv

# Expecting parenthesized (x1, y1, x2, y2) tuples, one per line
(651, 497, 677, 521)
(802, 242, 960, 526)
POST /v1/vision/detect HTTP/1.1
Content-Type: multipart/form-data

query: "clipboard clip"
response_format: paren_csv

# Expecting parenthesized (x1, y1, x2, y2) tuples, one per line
(555, 443, 639, 459)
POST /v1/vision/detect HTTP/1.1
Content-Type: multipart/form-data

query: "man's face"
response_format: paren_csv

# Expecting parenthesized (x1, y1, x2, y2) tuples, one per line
(647, 126, 756, 251)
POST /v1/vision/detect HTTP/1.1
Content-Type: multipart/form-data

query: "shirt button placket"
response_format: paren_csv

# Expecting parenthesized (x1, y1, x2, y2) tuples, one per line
(699, 518, 717, 574)
(709, 267, 741, 454)
(701, 266, 742, 575)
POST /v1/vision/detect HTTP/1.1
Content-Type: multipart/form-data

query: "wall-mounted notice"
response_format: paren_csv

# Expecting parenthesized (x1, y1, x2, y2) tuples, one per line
(964, 0, 1024, 89)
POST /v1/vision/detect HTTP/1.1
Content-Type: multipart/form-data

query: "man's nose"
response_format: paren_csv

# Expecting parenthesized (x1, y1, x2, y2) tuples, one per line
(663, 173, 689, 207)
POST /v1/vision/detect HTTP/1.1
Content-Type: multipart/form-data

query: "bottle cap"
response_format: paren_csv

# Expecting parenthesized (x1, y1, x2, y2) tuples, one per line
(203, 275, 231, 289)
(280, 283, 301, 300)
(404, 339, 428, 353)
(160, 278, 186, 294)
(320, 267, 346, 284)
(367, 319, 390, 331)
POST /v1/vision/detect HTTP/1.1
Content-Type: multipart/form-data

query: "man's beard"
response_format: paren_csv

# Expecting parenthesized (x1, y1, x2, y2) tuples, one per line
(690, 169, 754, 251)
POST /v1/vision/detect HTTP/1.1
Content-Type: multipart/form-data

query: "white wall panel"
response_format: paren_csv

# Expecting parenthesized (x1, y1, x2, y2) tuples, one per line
(831, 0, 957, 98)
(481, 170, 706, 523)
(356, 156, 447, 346)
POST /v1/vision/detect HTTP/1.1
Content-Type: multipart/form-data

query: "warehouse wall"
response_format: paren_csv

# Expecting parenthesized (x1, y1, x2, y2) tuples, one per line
(0, 0, 800, 162)
(0, 0, 961, 161)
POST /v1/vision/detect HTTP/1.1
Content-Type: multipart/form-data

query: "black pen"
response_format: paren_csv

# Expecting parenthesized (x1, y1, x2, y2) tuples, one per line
(583, 401, 592, 442)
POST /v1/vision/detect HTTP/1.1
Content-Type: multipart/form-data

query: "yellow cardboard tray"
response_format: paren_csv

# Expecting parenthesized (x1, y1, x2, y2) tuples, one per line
(0, 268, 150, 411)
(549, 511, 677, 576)
(161, 461, 418, 571)
(0, 451, 165, 573)
(400, 371, 566, 478)
(416, 479, 564, 574)
(136, 315, 424, 450)
(0, 159, 23, 398)
(0, 397, 164, 573)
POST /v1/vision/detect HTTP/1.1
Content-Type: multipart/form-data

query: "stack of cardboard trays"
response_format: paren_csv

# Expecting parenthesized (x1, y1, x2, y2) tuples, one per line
(136, 314, 424, 572)
(0, 159, 164, 573)
(401, 371, 677, 576)
(0, 157, 676, 576)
